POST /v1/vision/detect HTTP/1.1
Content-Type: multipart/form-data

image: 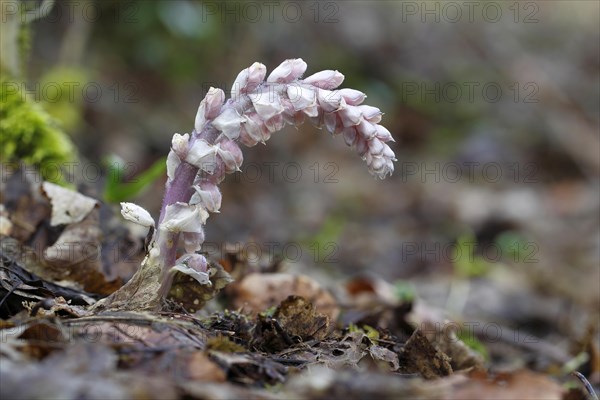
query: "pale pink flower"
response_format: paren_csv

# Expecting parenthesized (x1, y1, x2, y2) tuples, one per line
(266, 58, 307, 84)
(195, 87, 225, 132)
(303, 70, 345, 89)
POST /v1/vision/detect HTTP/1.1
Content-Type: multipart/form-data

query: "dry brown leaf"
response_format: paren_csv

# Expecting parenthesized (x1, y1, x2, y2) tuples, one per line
(253, 296, 330, 352)
(42, 210, 122, 295)
(398, 328, 453, 379)
(368, 344, 400, 371)
(274, 295, 330, 340)
(229, 272, 339, 322)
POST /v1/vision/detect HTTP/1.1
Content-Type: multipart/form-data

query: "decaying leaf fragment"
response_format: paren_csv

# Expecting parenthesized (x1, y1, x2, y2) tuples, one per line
(397, 329, 453, 379)
(230, 272, 339, 322)
(253, 295, 330, 352)
(41, 182, 98, 226)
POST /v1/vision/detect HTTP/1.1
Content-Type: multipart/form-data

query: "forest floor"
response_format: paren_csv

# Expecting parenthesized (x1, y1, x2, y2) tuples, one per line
(0, 168, 598, 400)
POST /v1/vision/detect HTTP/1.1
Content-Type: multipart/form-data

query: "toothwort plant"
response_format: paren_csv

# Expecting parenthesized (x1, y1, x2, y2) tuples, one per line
(94, 59, 396, 311)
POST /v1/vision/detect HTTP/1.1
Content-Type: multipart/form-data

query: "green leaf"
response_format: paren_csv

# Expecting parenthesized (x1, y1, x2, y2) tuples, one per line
(104, 156, 166, 202)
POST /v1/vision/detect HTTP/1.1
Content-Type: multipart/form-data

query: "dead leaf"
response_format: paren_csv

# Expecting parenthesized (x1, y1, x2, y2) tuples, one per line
(0, 169, 51, 242)
(274, 295, 330, 340)
(429, 324, 486, 372)
(368, 344, 400, 371)
(398, 329, 453, 379)
(41, 182, 98, 226)
(229, 272, 339, 322)
(42, 210, 122, 295)
(253, 296, 330, 352)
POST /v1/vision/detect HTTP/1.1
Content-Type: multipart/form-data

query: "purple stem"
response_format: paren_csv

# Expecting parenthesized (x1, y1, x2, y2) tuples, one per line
(158, 161, 198, 225)
(154, 125, 221, 297)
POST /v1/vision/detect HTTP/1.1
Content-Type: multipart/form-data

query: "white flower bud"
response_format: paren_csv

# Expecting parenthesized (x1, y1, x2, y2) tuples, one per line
(317, 89, 343, 112)
(166, 150, 180, 182)
(280, 97, 299, 125)
(286, 84, 316, 111)
(355, 136, 369, 157)
(357, 120, 377, 139)
(338, 88, 366, 105)
(339, 105, 363, 127)
(239, 126, 259, 147)
(212, 107, 243, 140)
(358, 105, 382, 124)
(343, 127, 357, 147)
(171, 133, 189, 159)
(217, 139, 243, 173)
(324, 112, 338, 134)
(231, 62, 267, 99)
(204, 87, 225, 119)
(302, 105, 319, 118)
(249, 88, 284, 120)
(265, 114, 285, 133)
(375, 125, 394, 142)
(368, 138, 385, 156)
(240, 112, 266, 144)
(186, 139, 218, 174)
(172, 254, 210, 285)
(195, 87, 225, 132)
(382, 143, 396, 160)
(303, 70, 345, 89)
(191, 181, 222, 213)
(120, 202, 155, 227)
(267, 58, 307, 83)
(160, 202, 209, 233)
(183, 231, 205, 253)
(369, 156, 385, 173)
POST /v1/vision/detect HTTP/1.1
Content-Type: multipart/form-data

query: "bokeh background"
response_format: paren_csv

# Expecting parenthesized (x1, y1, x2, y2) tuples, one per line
(5, 0, 599, 358)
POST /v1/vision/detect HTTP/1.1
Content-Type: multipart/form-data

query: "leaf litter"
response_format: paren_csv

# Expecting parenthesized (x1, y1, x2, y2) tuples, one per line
(0, 172, 595, 399)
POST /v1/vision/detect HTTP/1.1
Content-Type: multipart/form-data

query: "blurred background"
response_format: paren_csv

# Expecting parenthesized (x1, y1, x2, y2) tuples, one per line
(2, 0, 599, 359)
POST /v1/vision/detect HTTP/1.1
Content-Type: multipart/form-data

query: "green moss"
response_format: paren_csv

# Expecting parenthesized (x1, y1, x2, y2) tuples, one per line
(0, 75, 76, 184)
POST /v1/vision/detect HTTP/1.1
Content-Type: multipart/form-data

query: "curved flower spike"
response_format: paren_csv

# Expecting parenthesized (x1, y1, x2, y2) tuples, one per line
(92, 58, 398, 313)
